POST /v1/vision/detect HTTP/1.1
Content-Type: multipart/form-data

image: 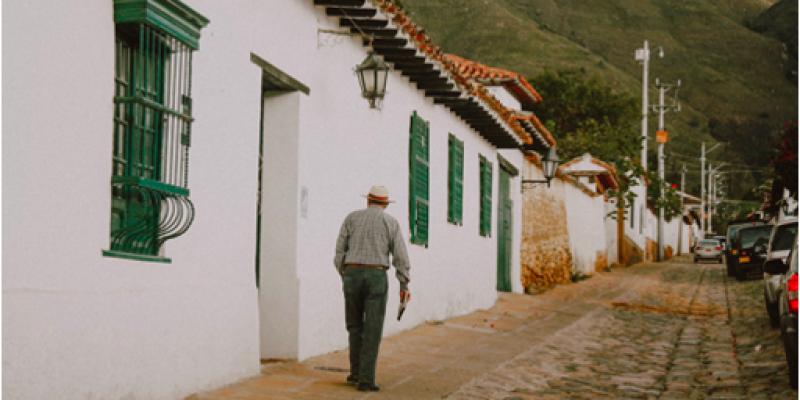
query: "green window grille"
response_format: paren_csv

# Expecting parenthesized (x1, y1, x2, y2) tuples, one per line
(479, 155, 492, 237)
(409, 111, 430, 247)
(447, 134, 464, 225)
(105, 0, 208, 261)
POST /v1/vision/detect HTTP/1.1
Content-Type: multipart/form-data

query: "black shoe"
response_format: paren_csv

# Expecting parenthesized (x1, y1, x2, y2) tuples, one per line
(346, 375, 358, 386)
(357, 383, 380, 392)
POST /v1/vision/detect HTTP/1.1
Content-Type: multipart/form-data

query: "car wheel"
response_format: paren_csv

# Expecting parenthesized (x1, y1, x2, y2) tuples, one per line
(735, 267, 746, 281)
(764, 290, 780, 328)
(726, 262, 734, 277)
(693, 257, 698, 263)
(784, 333, 798, 389)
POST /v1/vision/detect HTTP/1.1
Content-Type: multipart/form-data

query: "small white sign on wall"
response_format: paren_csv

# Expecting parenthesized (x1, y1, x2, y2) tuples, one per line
(301, 186, 309, 218)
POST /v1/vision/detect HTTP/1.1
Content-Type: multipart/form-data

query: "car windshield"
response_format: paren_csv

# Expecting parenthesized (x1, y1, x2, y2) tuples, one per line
(771, 223, 798, 252)
(700, 240, 719, 246)
(727, 225, 745, 242)
(739, 225, 773, 249)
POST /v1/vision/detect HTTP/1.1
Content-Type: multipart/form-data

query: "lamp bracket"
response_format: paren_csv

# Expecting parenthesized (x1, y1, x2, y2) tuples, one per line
(317, 28, 361, 48)
(521, 178, 551, 191)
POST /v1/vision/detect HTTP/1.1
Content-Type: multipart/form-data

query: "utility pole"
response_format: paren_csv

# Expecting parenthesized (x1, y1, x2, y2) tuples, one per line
(635, 41, 660, 235)
(709, 168, 716, 234)
(677, 163, 687, 255)
(707, 165, 725, 234)
(652, 78, 680, 261)
(701, 143, 706, 238)
(635, 41, 652, 172)
(699, 142, 722, 239)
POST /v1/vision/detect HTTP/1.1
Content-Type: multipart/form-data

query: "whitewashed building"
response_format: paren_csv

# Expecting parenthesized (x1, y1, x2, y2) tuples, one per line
(3, 0, 555, 399)
(561, 153, 620, 274)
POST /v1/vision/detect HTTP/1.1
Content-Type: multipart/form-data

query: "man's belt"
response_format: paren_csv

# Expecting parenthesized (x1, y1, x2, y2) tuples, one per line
(345, 263, 387, 270)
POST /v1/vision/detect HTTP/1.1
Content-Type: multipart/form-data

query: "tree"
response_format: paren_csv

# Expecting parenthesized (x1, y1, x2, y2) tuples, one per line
(767, 120, 797, 216)
(646, 174, 682, 221)
(707, 116, 780, 200)
(532, 69, 643, 207)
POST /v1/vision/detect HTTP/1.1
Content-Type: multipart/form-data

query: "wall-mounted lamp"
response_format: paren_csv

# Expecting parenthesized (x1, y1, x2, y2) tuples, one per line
(355, 50, 389, 108)
(522, 147, 560, 189)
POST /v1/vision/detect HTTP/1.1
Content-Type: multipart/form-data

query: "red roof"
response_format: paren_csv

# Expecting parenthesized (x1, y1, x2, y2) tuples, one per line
(442, 54, 543, 109)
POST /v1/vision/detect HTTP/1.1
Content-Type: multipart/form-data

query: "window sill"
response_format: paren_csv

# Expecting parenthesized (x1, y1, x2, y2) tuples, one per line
(102, 249, 172, 264)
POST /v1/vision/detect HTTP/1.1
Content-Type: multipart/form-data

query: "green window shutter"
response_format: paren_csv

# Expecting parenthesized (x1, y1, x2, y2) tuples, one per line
(479, 155, 492, 237)
(107, 2, 207, 260)
(409, 112, 429, 246)
(448, 134, 463, 225)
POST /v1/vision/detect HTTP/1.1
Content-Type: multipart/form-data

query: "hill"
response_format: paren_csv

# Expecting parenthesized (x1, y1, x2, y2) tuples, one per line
(398, 0, 797, 198)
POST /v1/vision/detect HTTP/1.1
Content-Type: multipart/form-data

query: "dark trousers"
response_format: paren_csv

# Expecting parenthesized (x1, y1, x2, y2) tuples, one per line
(343, 268, 388, 385)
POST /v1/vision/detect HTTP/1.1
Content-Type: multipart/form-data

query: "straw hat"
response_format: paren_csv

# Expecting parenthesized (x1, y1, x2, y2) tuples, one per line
(363, 185, 395, 204)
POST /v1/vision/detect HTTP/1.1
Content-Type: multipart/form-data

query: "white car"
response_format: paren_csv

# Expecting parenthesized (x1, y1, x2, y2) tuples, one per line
(764, 218, 798, 327)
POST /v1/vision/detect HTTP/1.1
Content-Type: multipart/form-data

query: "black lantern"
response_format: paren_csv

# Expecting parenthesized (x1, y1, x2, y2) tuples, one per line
(541, 147, 560, 183)
(355, 51, 389, 108)
(522, 146, 560, 189)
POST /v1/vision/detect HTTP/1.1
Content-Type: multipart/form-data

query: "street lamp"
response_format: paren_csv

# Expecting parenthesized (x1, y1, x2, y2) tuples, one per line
(522, 147, 560, 189)
(355, 50, 389, 108)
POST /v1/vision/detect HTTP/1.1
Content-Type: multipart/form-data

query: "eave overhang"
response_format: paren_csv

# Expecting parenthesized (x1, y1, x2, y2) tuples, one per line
(314, 0, 542, 150)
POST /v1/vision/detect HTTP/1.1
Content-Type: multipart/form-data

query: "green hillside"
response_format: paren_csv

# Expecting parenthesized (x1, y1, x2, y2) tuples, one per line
(399, 0, 797, 199)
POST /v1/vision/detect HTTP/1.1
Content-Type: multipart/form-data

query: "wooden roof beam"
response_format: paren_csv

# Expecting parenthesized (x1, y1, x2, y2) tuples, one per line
(315, 0, 365, 6)
(326, 7, 376, 17)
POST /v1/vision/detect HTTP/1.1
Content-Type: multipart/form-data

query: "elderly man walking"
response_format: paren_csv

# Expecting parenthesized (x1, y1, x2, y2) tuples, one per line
(334, 185, 411, 392)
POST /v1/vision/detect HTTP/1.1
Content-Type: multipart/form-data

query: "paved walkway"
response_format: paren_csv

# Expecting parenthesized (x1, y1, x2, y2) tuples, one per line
(188, 256, 797, 399)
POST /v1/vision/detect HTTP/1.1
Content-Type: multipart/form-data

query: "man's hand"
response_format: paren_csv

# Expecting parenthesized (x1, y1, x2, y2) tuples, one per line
(400, 289, 411, 303)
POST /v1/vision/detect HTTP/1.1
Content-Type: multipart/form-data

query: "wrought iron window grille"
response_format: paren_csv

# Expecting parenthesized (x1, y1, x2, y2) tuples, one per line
(106, 0, 208, 260)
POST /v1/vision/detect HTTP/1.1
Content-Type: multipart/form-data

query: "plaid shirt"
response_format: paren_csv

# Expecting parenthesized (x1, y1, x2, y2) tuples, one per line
(334, 205, 411, 290)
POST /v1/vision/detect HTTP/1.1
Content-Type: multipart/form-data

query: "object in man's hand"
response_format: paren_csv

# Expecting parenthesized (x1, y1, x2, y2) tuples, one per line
(397, 291, 410, 320)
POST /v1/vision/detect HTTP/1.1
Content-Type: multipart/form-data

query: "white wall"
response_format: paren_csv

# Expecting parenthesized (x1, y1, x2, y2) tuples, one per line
(625, 183, 649, 251)
(259, 91, 302, 359)
(663, 217, 681, 255)
(487, 86, 522, 111)
(564, 184, 606, 275)
(291, 4, 517, 359)
(190, 2, 522, 361)
(4, 1, 264, 399)
(4, 1, 529, 398)
(604, 197, 619, 264)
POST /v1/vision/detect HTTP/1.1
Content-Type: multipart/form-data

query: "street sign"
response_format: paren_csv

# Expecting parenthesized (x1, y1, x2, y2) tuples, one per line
(656, 130, 669, 143)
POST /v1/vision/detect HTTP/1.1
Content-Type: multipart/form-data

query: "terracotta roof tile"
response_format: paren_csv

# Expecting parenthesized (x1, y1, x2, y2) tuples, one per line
(374, 0, 544, 148)
(442, 54, 543, 108)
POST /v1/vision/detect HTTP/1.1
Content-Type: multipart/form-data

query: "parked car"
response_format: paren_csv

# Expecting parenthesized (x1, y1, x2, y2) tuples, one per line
(764, 240, 798, 388)
(764, 218, 798, 327)
(694, 239, 723, 263)
(726, 220, 765, 276)
(713, 235, 727, 251)
(733, 223, 774, 280)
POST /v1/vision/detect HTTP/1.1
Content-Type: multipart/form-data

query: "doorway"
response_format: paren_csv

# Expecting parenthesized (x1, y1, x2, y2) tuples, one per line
(251, 53, 308, 360)
(496, 165, 513, 292)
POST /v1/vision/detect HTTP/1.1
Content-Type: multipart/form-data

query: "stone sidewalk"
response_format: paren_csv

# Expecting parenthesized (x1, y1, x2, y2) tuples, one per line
(188, 261, 644, 400)
(188, 257, 797, 399)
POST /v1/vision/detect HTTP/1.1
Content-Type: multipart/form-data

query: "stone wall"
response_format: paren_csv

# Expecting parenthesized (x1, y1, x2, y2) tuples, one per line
(646, 238, 658, 261)
(521, 181, 573, 292)
(621, 234, 644, 266)
(594, 250, 609, 272)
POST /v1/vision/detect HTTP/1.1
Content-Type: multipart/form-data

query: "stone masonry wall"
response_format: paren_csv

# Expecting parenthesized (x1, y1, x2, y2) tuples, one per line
(521, 183, 573, 292)
(594, 250, 608, 273)
(621, 234, 644, 266)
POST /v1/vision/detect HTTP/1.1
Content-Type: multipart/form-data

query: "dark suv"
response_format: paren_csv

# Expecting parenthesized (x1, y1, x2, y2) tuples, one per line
(733, 224, 774, 280)
(726, 220, 765, 276)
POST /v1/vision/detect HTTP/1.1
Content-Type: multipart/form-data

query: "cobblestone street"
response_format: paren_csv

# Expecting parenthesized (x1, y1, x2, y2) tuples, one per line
(191, 256, 797, 399)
